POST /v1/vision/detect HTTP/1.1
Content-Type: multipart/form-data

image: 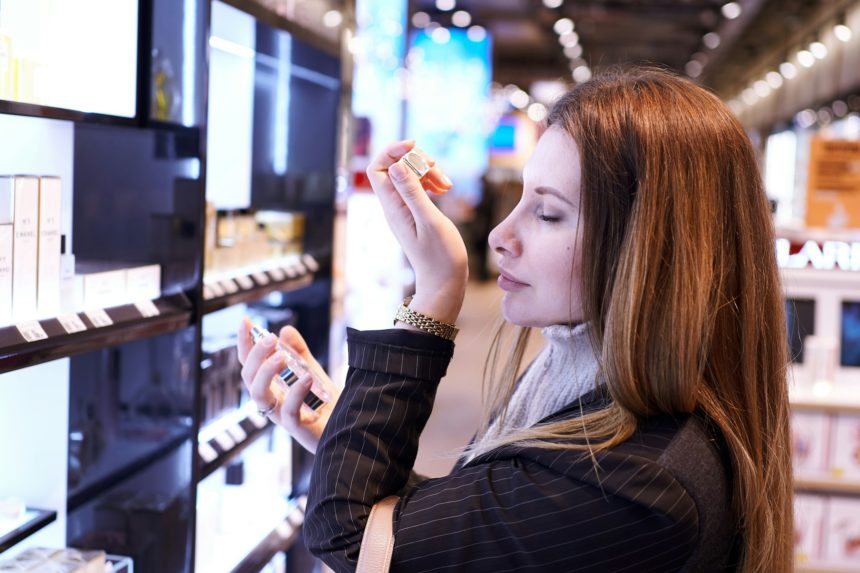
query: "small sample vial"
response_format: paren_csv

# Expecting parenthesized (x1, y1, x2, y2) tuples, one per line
(250, 324, 327, 411)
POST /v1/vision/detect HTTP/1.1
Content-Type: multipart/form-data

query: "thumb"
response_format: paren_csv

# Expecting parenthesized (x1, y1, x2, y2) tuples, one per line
(387, 160, 437, 221)
(279, 326, 315, 364)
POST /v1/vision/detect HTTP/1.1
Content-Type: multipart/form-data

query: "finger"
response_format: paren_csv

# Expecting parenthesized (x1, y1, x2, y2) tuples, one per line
(240, 331, 278, 390)
(368, 140, 416, 174)
(237, 317, 254, 365)
(278, 326, 314, 363)
(387, 160, 439, 218)
(423, 166, 453, 192)
(250, 350, 287, 409)
(280, 373, 317, 423)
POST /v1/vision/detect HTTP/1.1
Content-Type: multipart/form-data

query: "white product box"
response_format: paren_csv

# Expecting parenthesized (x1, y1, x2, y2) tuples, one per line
(794, 494, 827, 565)
(37, 176, 62, 317)
(125, 264, 161, 301)
(823, 497, 860, 566)
(791, 411, 833, 477)
(829, 414, 860, 480)
(74, 262, 128, 310)
(0, 224, 11, 325)
(0, 176, 39, 320)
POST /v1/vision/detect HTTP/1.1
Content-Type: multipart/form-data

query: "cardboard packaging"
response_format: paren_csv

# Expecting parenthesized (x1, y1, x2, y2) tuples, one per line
(37, 176, 62, 316)
(791, 411, 833, 477)
(829, 414, 860, 480)
(794, 494, 827, 565)
(74, 261, 128, 310)
(824, 496, 860, 566)
(126, 264, 161, 301)
(0, 224, 11, 326)
(0, 176, 39, 320)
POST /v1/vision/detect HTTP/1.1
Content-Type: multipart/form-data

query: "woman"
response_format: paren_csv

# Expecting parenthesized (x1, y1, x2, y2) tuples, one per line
(237, 68, 793, 572)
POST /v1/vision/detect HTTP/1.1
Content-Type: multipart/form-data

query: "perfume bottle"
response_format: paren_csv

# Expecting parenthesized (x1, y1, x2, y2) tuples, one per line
(250, 324, 327, 411)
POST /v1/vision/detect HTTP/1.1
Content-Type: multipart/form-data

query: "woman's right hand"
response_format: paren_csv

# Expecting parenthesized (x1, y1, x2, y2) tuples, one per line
(237, 317, 341, 454)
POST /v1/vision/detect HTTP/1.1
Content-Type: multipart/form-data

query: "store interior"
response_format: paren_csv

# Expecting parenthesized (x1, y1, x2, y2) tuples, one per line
(0, 0, 859, 571)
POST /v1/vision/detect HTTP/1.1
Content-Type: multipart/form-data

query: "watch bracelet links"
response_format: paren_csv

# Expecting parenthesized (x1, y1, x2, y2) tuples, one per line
(393, 298, 459, 341)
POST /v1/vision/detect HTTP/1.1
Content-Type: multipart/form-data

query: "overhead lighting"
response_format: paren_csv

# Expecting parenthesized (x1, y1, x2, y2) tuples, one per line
(685, 60, 703, 78)
(779, 61, 797, 79)
(553, 18, 575, 35)
(431, 27, 451, 44)
(451, 10, 471, 27)
(703, 32, 721, 49)
(564, 44, 583, 59)
(412, 11, 431, 28)
(741, 88, 757, 105)
(834, 23, 853, 42)
(721, 2, 742, 20)
(467, 25, 487, 42)
(323, 10, 342, 28)
(572, 65, 592, 83)
(797, 49, 815, 68)
(727, 100, 743, 115)
(530, 80, 566, 104)
(527, 102, 548, 122)
(795, 108, 817, 129)
(809, 41, 827, 60)
(510, 88, 530, 109)
(833, 100, 849, 117)
(542, 0, 563, 8)
(436, 0, 456, 11)
(753, 80, 771, 98)
(559, 31, 579, 47)
(765, 71, 783, 89)
(691, 51, 708, 63)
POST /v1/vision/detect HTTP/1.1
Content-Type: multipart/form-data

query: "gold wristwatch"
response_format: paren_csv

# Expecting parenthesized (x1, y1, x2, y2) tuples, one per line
(393, 296, 459, 341)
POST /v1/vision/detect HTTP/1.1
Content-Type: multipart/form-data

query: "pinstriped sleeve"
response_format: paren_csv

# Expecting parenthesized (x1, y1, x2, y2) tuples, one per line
(304, 327, 455, 572)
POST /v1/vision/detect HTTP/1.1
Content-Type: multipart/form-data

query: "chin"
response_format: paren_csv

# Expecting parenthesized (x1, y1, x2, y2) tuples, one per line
(500, 298, 548, 328)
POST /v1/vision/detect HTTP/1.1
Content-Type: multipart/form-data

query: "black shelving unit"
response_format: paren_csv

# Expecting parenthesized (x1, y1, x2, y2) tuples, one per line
(0, 509, 57, 554)
(230, 498, 305, 573)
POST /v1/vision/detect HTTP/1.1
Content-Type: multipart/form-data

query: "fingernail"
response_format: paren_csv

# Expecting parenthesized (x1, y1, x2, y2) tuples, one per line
(263, 334, 277, 347)
(389, 162, 409, 181)
(268, 351, 285, 364)
(442, 174, 453, 186)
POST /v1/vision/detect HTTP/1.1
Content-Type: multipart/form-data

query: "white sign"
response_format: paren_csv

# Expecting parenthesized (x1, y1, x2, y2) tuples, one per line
(58, 314, 87, 334)
(16, 321, 48, 342)
(85, 309, 113, 328)
(776, 238, 860, 271)
(134, 300, 160, 318)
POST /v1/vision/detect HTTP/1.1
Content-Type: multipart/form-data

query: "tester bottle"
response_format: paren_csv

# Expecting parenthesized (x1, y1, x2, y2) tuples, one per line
(250, 324, 327, 412)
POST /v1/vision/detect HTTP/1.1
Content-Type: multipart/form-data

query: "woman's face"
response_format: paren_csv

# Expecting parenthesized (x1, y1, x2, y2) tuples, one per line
(487, 126, 584, 327)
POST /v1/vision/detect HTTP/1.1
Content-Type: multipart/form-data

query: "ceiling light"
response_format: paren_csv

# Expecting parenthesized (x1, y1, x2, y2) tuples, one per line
(564, 44, 583, 59)
(834, 24, 852, 42)
(765, 71, 783, 89)
(691, 51, 708, 63)
(451, 10, 471, 27)
(553, 18, 575, 35)
(795, 109, 817, 129)
(721, 2, 742, 20)
(431, 27, 451, 44)
(530, 80, 566, 104)
(467, 25, 486, 42)
(753, 80, 771, 97)
(510, 89, 530, 109)
(727, 100, 743, 115)
(559, 31, 579, 47)
(809, 41, 827, 59)
(797, 49, 815, 68)
(323, 10, 342, 28)
(741, 88, 757, 105)
(685, 60, 703, 77)
(779, 61, 797, 79)
(833, 100, 849, 117)
(572, 65, 592, 83)
(412, 12, 431, 28)
(527, 102, 548, 122)
(436, 0, 456, 11)
(703, 32, 721, 49)
(543, 0, 564, 8)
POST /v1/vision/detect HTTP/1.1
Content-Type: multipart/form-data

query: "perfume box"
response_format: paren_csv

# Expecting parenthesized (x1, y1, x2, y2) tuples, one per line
(829, 414, 860, 480)
(125, 264, 161, 301)
(37, 176, 62, 316)
(794, 494, 827, 565)
(0, 175, 39, 320)
(791, 411, 832, 477)
(0, 224, 11, 325)
(823, 496, 860, 566)
(75, 261, 128, 310)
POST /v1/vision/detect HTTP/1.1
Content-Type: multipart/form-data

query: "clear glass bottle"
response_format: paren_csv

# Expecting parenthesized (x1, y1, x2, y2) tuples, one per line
(250, 324, 328, 412)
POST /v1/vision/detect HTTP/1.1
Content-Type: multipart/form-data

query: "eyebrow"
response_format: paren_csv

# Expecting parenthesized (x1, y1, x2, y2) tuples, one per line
(534, 186, 576, 207)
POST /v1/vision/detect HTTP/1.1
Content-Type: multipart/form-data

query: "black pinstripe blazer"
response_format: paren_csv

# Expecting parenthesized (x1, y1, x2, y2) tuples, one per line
(305, 328, 738, 572)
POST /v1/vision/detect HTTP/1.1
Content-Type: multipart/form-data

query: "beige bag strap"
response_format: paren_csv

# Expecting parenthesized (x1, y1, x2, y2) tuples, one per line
(356, 495, 400, 573)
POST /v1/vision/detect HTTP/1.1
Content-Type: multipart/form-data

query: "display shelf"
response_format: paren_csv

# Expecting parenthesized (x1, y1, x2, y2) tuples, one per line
(795, 477, 860, 496)
(797, 565, 860, 573)
(67, 426, 192, 512)
(230, 498, 305, 573)
(0, 293, 193, 375)
(198, 403, 272, 482)
(0, 508, 57, 554)
(202, 254, 320, 314)
(790, 396, 860, 416)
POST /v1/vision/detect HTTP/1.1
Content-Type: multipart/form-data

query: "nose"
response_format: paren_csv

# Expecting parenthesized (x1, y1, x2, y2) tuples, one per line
(488, 213, 520, 257)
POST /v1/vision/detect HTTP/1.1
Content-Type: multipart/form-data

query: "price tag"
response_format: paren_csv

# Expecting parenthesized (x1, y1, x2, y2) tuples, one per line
(249, 413, 268, 429)
(302, 254, 320, 272)
(208, 282, 225, 297)
(16, 321, 48, 342)
(226, 424, 247, 443)
(86, 309, 113, 328)
(213, 432, 236, 451)
(283, 265, 299, 279)
(58, 314, 87, 334)
(135, 300, 160, 318)
(252, 271, 270, 286)
(268, 267, 286, 281)
(203, 285, 215, 300)
(220, 279, 239, 294)
(294, 262, 308, 275)
(198, 442, 219, 463)
(236, 275, 254, 290)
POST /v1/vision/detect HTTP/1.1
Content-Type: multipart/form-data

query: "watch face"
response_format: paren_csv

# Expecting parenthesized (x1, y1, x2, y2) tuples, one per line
(402, 151, 430, 178)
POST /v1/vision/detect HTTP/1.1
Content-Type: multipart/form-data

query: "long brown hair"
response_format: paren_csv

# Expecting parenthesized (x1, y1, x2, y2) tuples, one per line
(467, 68, 792, 572)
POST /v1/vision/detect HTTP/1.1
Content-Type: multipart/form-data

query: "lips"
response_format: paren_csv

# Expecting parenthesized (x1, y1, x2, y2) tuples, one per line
(498, 269, 528, 286)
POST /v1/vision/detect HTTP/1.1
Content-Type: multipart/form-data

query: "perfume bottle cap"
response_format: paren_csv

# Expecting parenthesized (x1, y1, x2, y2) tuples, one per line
(249, 324, 269, 343)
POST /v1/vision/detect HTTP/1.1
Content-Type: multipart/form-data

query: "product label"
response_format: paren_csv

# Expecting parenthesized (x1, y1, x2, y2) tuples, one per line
(85, 309, 113, 328)
(249, 413, 268, 429)
(17, 321, 48, 342)
(302, 254, 320, 272)
(235, 275, 254, 290)
(198, 442, 218, 463)
(203, 285, 214, 300)
(226, 424, 247, 443)
(134, 300, 160, 318)
(252, 271, 270, 286)
(220, 279, 239, 294)
(268, 267, 286, 282)
(213, 432, 235, 451)
(283, 265, 299, 279)
(58, 314, 87, 334)
(208, 282, 225, 298)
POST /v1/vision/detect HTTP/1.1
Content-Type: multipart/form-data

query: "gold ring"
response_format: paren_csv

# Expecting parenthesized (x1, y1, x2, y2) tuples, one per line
(257, 401, 277, 417)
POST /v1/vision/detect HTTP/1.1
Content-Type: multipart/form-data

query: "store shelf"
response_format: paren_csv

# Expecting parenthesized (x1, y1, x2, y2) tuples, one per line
(795, 477, 860, 496)
(797, 565, 860, 573)
(198, 403, 272, 482)
(230, 498, 306, 573)
(203, 254, 320, 314)
(0, 293, 193, 374)
(790, 398, 860, 416)
(0, 508, 57, 554)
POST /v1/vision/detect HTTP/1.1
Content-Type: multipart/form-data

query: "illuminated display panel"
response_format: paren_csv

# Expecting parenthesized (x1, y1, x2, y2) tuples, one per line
(842, 301, 860, 367)
(0, 0, 138, 118)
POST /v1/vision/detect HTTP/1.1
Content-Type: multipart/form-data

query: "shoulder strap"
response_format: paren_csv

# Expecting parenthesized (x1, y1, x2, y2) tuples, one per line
(356, 495, 399, 573)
